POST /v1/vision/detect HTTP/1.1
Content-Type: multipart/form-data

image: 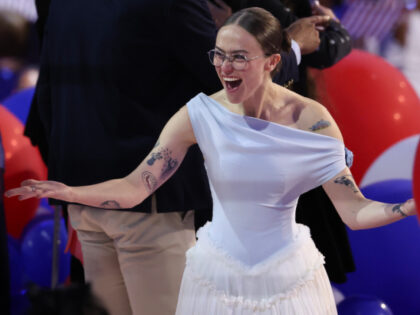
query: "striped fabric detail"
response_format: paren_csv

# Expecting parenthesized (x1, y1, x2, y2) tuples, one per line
(340, 0, 405, 41)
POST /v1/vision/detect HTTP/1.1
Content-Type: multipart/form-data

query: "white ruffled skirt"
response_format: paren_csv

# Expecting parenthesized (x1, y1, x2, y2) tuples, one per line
(176, 223, 337, 315)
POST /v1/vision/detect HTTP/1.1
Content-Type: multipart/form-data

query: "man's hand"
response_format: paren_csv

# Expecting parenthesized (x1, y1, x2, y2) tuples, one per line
(207, 0, 232, 29)
(286, 15, 330, 55)
(312, 1, 339, 23)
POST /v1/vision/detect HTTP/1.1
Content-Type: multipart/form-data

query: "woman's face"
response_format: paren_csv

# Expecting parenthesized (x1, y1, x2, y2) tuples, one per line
(214, 24, 274, 104)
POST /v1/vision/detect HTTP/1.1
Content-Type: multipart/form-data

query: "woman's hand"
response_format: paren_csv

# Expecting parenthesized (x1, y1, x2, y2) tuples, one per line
(401, 198, 417, 217)
(5, 179, 73, 202)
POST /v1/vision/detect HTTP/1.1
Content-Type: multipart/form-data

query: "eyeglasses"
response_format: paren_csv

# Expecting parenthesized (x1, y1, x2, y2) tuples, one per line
(207, 49, 261, 70)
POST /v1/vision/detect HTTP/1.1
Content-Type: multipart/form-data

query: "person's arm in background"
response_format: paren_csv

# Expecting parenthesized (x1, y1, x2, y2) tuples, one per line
(277, 14, 331, 86)
(241, 0, 351, 69)
(302, 1, 352, 68)
(229, 0, 331, 85)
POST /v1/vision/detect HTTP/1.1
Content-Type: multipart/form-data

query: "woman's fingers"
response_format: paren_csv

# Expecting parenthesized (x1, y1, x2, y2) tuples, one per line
(18, 192, 39, 201)
(5, 179, 49, 199)
(5, 180, 68, 202)
(4, 186, 30, 198)
(403, 199, 417, 216)
(21, 179, 41, 186)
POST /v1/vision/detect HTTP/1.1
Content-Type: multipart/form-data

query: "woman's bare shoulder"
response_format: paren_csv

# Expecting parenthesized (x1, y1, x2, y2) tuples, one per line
(296, 96, 344, 141)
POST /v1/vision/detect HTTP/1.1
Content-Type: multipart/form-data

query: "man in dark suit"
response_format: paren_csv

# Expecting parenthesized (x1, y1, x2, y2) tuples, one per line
(25, 0, 310, 314)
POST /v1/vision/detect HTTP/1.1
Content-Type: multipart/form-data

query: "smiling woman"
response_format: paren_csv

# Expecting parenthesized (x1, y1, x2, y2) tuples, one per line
(4, 7, 417, 315)
(211, 8, 289, 107)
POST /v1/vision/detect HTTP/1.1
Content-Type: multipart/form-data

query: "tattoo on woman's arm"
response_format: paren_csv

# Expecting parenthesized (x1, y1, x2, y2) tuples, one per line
(309, 119, 331, 131)
(334, 175, 359, 193)
(100, 200, 121, 209)
(144, 146, 179, 185)
(142, 171, 158, 192)
(160, 149, 178, 179)
(147, 151, 163, 166)
(392, 204, 407, 217)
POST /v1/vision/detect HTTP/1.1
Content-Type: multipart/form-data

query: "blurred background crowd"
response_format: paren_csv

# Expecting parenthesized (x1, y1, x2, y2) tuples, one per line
(1, 0, 420, 315)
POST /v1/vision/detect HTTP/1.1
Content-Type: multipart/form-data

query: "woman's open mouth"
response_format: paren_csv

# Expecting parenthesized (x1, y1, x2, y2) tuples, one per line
(224, 77, 242, 92)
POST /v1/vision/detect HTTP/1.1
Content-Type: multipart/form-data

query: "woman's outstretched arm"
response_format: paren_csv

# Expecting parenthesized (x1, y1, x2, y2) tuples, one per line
(299, 98, 417, 230)
(5, 106, 196, 209)
(323, 168, 416, 230)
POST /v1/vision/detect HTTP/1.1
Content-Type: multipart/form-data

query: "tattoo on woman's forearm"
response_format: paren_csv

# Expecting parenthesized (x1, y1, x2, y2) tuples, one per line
(100, 200, 121, 209)
(334, 175, 359, 193)
(153, 140, 160, 148)
(309, 119, 331, 131)
(392, 204, 407, 217)
(142, 171, 158, 192)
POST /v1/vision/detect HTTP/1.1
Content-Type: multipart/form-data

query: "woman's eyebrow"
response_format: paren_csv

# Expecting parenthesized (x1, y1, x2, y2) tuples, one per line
(215, 46, 249, 54)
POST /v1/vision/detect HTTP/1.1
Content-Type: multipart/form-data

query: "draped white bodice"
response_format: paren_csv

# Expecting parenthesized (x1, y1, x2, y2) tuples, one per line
(187, 93, 346, 266)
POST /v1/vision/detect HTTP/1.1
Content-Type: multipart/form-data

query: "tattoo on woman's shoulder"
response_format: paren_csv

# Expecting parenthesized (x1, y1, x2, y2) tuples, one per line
(309, 119, 331, 131)
(334, 175, 359, 193)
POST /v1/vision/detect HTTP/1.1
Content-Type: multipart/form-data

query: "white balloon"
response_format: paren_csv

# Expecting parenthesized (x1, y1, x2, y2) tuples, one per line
(360, 134, 420, 188)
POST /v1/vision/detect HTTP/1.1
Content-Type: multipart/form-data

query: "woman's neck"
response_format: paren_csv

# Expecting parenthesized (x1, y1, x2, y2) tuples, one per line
(241, 81, 286, 120)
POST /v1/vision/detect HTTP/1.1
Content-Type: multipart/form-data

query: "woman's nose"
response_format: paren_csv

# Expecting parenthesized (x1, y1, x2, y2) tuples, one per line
(221, 58, 234, 73)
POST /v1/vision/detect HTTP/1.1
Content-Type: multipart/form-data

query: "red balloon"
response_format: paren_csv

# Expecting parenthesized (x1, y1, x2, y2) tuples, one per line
(0, 105, 47, 238)
(310, 50, 420, 184)
(414, 141, 420, 219)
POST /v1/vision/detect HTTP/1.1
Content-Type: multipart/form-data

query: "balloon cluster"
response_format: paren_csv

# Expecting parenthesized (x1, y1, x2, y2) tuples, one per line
(310, 49, 420, 315)
(8, 215, 71, 291)
(0, 104, 47, 238)
(1, 94, 70, 313)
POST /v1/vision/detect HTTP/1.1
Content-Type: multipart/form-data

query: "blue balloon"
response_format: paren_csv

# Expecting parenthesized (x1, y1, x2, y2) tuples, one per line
(0, 67, 18, 102)
(338, 296, 393, 315)
(10, 289, 30, 315)
(20, 215, 71, 288)
(7, 235, 23, 294)
(361, 179, 412, 204)
(2, 87, 35, 124)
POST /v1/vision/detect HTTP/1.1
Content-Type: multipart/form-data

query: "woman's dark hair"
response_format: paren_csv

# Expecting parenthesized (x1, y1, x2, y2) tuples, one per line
(222, 7, 291, 77)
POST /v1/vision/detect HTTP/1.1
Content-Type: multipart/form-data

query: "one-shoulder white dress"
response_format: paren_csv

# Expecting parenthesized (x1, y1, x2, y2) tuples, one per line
(176, 93, 346, 315)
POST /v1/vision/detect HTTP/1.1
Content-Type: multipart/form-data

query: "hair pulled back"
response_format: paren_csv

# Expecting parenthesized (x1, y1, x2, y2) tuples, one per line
(222, 7, 291, 76)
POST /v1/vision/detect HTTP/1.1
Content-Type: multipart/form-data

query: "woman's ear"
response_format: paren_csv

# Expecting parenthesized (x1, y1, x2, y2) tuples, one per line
(265, 53, 281, 72)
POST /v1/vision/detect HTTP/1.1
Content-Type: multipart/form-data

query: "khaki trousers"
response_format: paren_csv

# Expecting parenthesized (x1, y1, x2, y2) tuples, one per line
(68, 202, 195, 315)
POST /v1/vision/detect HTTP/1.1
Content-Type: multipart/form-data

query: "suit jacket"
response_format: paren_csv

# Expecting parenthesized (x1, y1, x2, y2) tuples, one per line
(25, 0, 300, 213)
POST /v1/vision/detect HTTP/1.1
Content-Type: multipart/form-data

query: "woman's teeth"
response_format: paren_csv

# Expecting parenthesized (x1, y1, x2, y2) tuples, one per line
(224, 77, 242, 89)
